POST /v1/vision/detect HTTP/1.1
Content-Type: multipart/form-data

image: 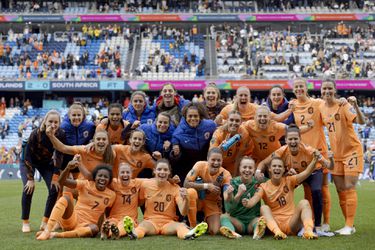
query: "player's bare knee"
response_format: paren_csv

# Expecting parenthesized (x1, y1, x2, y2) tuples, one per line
(299, 199, 310, 208)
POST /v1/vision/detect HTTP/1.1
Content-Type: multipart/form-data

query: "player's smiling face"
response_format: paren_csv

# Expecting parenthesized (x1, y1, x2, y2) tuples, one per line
(132, 94, 145, 113)
(204, 86, 218, 105)
(227, 113, 241, 133)
(255, 108, 270, 130)
(239, 158, 255, 181)
(269, 159, 285, 180)
(270, 87, 284, 106)
(46, 114, 60, 131)
(94, 131, 109, 154)
(286, 131, 300, 153)
(186, 108, 200, 128)
(208, 152, 223, 175)
(154, 162, 171, 181)
(156, 114, 170, 133)
(321, 81, 336, 101)
(95, 169, 111, 191)
(161, 85, 176, 106)
(130, 131, 145, 151)
(69, 108, 83, 127)
(236, 88, 250, 106)
(108, 107, 122, 127)
(293, 80, 307, 99)
(118, 164, 132, 185)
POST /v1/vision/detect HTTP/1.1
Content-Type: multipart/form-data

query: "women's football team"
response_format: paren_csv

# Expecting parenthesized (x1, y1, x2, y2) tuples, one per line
(21, 79, 365, 241)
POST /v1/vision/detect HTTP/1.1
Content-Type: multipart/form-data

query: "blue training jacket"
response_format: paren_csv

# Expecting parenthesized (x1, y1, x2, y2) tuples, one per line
(172, 118, 217, 151)
(266, 97, 295, 125)
(60, 114, 95, 146)
(140, 122, 175, 153)
(122, 104, 156, 125)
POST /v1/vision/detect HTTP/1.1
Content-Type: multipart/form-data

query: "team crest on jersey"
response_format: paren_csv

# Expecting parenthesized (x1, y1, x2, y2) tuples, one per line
(301, 161, 308, 168)
(147, 119, 153, 125)
(269, 136, 275, 142)
(131, 187, 137, 194)
(83, 131, 89, 138)
(136, 161, 143, 168)
(283, 185, 289, 193)
(204, 132, 211, 140)
(166, 194, 172, 202)
(334, 114, 340, 121)
(308, 107, 314, 114)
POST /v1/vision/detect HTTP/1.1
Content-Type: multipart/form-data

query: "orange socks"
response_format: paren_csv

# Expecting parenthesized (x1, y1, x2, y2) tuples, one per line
(46, 197, 68, 232)
(42, 217, 48, 223)
(322, 184, 331, 224)
(56, 227, 92, 238)
(345, 189, 357, 227)
(187, 188, 198, 227)
(338, 191, 347, 219)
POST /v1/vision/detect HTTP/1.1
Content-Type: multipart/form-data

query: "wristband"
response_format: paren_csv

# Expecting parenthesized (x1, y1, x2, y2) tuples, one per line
(203, 183, 209, 190)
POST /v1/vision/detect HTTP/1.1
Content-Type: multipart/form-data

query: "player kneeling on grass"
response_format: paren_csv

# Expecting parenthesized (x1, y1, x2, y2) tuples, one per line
(123, 158, 208, 240)
(242, 153, 322, 240)
(36, 157, 115, 240)
(184, 147, 232, 235)
(220, 156, 266, 239)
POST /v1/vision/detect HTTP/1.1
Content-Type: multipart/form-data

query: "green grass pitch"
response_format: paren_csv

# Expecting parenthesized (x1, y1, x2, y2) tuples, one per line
(1, 180, 375, 250)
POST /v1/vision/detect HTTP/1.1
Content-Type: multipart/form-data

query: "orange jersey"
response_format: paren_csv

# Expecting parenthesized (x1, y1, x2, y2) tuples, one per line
(319, 102, 363, 161)
(273, 143, 325, 173)
(293, 98, 328, 154)
(186, 161, 232, 202)
(108, 178, 142, 222)
(113, 145, 154, 178)
(72, 146, 115, 178)
(96, 121, 129, 145)
(256, 176, 297, 218)
(209, 125, 253, 174)
(74, 180, 116, 226)
(243, 120, 286, 162)
(219, 103, 259, 122)
(140, 179, 182, 221)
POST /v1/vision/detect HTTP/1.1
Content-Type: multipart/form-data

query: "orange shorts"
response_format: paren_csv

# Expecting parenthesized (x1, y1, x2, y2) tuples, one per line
(198, 199, 222, 219)
(144, 219, 181, 234)
(331, 155, 363, 176)
(60, 210, 79, 231)
(274, 215, 293, 235)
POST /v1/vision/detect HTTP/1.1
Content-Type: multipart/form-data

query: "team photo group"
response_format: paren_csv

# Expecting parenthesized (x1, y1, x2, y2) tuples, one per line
(20, 78, 365, 242)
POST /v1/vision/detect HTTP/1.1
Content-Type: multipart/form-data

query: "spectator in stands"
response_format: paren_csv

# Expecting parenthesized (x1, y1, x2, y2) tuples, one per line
(0, 97, 6, 117)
